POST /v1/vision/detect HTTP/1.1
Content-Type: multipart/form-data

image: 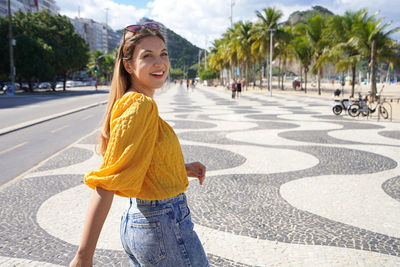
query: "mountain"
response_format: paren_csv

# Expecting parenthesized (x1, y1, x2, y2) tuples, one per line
(166, 28, 201, 70)
(287, 6, 334, 25)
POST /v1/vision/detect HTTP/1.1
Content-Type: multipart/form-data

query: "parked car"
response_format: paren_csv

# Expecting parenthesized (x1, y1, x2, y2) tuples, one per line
(66, 80, 74, 88)
(38, 82, 52, 89)
(56, 82, 64, 88)
(21, 83, 29, 90)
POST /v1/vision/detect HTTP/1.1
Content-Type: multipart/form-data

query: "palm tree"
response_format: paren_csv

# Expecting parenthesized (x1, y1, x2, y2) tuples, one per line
(320, 11, 366, 97)
(220, 26, 239, 81)
(292, 34, 314, 93)
(208, 39, 228, 84)
(274, 25, 295, 90)
(233, 21, 254, 88)
(252, 7, 283, 90)
(296, 15, 330, 95)
(351, 11, 400, 96)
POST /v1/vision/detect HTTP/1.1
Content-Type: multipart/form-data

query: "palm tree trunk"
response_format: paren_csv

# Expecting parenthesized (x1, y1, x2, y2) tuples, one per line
(245, 62, 248, 91)
(266, 53, 270, 91)
(299, 65, 303, 91)
(259, 59, 263, 89)
(370, 39, 377, 97)
(63, 73, 67, 91)
(281, 57, 286, 90)
(277, 58, 280, 90)
(317, 66, 322, 95)
(304, 67, 308, 94)
(351, 65, 356, 98)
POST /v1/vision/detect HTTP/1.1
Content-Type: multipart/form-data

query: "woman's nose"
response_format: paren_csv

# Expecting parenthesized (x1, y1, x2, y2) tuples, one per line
(154, 56, 163, 66)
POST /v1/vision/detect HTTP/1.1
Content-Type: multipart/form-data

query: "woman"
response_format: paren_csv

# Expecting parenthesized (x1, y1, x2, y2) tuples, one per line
(69, 23, 209, 267)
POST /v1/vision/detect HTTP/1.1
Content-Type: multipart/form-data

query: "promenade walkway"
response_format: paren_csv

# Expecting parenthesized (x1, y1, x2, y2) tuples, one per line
(0, 84, 399, 266)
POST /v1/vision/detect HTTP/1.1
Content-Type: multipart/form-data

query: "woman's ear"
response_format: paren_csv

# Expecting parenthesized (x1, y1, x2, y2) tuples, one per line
(123, 59, 134, 74)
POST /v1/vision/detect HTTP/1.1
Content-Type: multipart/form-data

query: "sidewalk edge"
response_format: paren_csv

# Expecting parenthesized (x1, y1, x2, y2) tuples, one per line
(0, 101, 107, 136)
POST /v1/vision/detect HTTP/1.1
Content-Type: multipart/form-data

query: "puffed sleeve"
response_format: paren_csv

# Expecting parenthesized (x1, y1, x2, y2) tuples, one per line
(84, 94, 158, 197)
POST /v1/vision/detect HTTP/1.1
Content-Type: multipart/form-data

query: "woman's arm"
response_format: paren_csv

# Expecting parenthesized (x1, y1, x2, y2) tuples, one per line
(69, 187, 114, 267)
(185, 162, 206, 185)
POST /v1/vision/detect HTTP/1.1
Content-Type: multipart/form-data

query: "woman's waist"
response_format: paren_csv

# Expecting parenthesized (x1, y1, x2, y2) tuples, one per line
(134, 192, 186, 206)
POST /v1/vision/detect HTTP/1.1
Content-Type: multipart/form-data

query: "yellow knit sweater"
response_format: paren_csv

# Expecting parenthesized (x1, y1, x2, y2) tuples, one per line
(84, 92, 188, 200)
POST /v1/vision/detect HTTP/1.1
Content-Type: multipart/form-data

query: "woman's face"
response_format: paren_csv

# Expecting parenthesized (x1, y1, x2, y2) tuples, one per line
(125, 35, 169, 95)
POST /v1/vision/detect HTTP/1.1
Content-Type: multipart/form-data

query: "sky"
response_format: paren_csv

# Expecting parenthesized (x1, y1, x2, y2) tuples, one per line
(56, 0, 400, 49)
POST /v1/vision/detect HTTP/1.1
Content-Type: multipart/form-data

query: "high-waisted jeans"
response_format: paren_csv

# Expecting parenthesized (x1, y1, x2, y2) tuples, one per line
(120, 193, 209, 267)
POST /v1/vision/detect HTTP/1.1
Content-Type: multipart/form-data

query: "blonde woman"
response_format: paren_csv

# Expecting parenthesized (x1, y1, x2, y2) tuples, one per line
(70, 24, 209, 267)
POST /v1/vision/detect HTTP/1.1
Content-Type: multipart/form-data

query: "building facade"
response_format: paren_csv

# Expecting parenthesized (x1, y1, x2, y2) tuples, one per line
(0, 0, 59, 17)
(70, 17, 122, 53)
(1, 2, 160, 55)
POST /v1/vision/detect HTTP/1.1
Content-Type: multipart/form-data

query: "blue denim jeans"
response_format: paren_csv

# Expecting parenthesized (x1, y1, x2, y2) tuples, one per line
(120, 193, 209, 267)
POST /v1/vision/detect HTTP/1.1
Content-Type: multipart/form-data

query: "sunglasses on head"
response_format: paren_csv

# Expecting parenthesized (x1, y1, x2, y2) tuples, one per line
(121, 23, 161, 60)
(125, 23, 160, 34)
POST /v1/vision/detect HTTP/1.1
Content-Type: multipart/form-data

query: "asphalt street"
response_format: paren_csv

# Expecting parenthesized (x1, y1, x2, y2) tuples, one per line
(0, 84, 399, 266)
(0, 91, 108, 186)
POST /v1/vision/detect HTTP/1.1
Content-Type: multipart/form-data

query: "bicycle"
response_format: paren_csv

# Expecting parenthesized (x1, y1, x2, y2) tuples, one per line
(347, 86, 389, 119)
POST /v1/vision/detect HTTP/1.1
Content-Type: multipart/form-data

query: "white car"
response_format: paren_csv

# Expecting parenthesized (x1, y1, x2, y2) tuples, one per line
(39, 82, 52, 89)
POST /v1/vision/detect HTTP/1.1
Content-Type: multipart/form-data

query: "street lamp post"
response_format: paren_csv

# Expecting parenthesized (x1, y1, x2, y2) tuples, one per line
(269, 29, 275, 97)
(230, 0, 235, 27)
(7, 0, 15, 95)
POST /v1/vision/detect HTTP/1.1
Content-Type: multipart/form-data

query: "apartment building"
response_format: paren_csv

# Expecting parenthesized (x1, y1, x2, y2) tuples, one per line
(0, 0, 59, 17)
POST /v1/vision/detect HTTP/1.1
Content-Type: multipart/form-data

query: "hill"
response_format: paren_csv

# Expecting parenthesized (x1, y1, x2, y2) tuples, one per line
(287, 6, 334, 25)
(167, 28, 201, 70)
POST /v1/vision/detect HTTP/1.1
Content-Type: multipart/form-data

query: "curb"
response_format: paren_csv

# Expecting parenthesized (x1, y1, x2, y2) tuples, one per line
(0, 101, 108, 136)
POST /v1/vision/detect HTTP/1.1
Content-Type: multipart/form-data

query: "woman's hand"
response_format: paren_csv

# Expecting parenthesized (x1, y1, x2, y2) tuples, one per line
(69, 254, 92, 267)
(185, 162, 206, 185)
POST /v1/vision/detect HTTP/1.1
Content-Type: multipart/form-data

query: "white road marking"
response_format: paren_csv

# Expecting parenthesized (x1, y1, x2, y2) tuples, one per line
(51, 125, 69, 134)
(0, 141, 28, 156)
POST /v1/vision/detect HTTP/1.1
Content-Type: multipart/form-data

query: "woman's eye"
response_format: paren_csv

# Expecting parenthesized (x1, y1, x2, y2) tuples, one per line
(161, 52, 168, 57)
(143, 54, 151, 58)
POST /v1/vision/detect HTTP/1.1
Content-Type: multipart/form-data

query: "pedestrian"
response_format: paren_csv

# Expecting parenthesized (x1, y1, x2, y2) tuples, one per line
(186, 79, 189, 90)
(236, 79, 242, 98)
(69, 23, 209, 267)
(231, 79, 237, 99)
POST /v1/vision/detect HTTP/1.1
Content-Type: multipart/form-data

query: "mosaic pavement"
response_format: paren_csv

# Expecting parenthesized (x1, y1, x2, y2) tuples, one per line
(0, 85, 399, 266)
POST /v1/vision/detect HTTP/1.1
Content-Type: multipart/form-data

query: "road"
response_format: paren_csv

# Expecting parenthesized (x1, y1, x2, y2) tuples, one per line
(0, 91, 108, 186)
(0, 84, 399, 266)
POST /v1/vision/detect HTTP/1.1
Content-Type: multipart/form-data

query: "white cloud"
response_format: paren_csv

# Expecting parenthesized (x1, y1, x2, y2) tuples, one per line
(56, 0, 399, 49)
(148, 0, 231, 48)
(57, 0, 148, 31)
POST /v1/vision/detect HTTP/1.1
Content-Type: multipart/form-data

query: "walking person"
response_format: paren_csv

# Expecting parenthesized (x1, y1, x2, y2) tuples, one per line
(231, 79, 237, 99)
(69, 23, 209, 267)
(236, 80, 242, 98)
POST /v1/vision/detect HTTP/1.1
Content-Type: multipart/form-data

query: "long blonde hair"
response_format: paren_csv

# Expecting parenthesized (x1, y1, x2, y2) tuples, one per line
(96, 27, 165, 156)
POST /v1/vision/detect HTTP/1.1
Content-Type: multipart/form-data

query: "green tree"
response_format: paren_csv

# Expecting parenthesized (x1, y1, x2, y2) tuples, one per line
(292, 33, 314, 92)
(9, 10, 89, 91)
(208, 40, 224, 83)
(274, 26, 295, 90)
(199, 69, 217, 80)
(170, 68, 184, 80)
(234, 21, 254, 88)
(319, 11, 365, 97)
(252, 7, 283, 89)
(0, 16, 10, 81)
(14, 34, 53, 91)
(296, 15, 330, 95)
(351, 11, 400, 96)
